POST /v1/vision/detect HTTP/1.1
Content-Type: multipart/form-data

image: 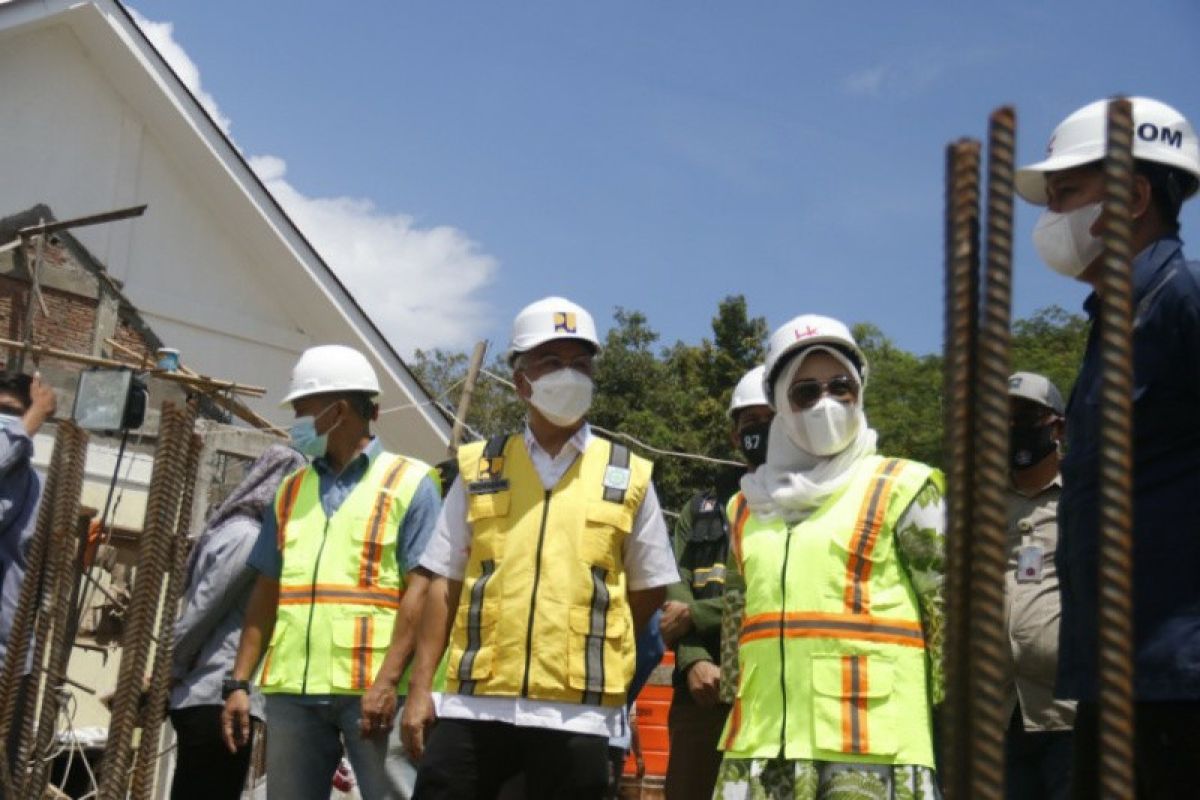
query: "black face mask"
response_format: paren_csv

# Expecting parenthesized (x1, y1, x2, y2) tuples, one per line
(739, 422, 770, 467)
(1010, 423, 1057, 470)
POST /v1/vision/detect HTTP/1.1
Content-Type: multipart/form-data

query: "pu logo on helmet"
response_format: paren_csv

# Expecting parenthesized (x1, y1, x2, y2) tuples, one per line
(1137, 123, 1183, 149)
(553, 312, 577, 333)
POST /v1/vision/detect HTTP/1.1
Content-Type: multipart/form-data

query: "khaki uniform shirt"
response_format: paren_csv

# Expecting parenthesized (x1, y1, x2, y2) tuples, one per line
(1003, 476, 1076, 731)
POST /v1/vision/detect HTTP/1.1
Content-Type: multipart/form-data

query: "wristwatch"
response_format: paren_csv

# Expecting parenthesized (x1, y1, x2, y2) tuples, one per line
(221, 677, 251, 700)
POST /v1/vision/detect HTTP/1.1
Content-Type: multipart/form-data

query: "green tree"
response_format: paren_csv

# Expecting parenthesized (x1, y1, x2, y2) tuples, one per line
(854, 322, 945, 467)
(1010, 305, 1087, 400)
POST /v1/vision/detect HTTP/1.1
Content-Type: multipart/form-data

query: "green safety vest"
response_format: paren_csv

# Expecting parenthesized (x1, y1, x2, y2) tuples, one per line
(721, 455, 942, 767)
(257, 451, 430, 695)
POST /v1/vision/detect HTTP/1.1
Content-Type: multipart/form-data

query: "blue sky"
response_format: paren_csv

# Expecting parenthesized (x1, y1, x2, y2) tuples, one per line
(130, 0, 1200, 357)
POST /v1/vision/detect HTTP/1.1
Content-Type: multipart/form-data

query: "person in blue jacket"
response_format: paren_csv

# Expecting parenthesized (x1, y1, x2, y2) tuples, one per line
(0, 373, 56, 666)
(1016, 96, 1200, 799)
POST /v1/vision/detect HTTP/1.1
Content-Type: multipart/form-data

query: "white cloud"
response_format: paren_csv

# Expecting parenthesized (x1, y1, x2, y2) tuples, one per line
(842, 66, 888, 97)
(129, 9, 232, 134)
(130, 9, 498, 353)
(250, 155, 497, 352)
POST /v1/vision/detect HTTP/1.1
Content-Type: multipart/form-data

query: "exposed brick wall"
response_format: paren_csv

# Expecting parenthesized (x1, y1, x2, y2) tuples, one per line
(0, 272, 153, 367)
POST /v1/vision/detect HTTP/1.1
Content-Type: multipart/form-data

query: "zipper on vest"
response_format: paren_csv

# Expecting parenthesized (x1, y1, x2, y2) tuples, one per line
(301, 518, 332, 694)
(777, 524, 793, 757)
(521, 490, 553, 697)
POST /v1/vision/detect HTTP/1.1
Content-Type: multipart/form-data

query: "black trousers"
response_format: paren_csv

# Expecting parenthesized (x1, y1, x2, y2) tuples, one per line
(169, 705, 255, 800)
(1005, 707, 1072, 800)
(1071, 700, 1200, 799)
(414, 718, 610, 800)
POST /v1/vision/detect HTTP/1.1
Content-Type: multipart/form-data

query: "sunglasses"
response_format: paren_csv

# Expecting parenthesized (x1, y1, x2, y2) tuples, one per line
(787, 375, 859, 409)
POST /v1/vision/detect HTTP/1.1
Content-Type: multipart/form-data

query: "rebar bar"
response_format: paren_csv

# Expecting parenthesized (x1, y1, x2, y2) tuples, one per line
(1096, 96, 1137, 800)
(941, 137, 981, 800)
(22, 422, 89, 797)
(967, 106, 1016, 800)
(98, 403, 196, 800)
(131, 431, 203, 800)
(0, 421, 63, 798)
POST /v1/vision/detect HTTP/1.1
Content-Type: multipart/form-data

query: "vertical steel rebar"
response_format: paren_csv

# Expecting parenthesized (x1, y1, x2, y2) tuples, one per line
(21, 422, 90, 798)
(98, 403, 196, 799)
(1095, 96, 1137, 800)
(0, 420, 67, 798)
(131, 431, 204, 800)
(941, 138, 981, 800)
(968, 106, 1017, 800)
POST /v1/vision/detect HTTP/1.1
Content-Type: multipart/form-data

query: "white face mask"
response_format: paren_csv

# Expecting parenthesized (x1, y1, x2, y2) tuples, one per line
(782, 396, 860, 457)
(0, 413, 20, 429)
(528, 368, 594, 427)
(1032, 202, 1104, 277)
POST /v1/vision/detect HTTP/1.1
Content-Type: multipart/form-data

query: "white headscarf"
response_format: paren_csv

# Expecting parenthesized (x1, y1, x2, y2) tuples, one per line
(739, 346, 877, 523)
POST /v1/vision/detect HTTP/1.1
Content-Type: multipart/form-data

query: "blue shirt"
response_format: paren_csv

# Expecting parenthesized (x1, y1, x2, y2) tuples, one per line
(0, 419, 41, 666)
(1056, 235, 1200, 701)
(248, 438, 441, 579)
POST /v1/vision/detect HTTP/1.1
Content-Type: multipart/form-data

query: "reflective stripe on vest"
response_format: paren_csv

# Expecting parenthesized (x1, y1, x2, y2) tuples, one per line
(260, 451, 431, 695)
(720, 455, 940, 765)
(447, 433, 650, 707)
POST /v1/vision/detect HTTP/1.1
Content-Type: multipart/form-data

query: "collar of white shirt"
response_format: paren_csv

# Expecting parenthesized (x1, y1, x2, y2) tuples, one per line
(522, 421, 593, 490)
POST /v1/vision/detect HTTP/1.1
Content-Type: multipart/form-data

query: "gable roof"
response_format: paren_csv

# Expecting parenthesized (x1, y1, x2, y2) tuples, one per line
(0, 0, 455, 462)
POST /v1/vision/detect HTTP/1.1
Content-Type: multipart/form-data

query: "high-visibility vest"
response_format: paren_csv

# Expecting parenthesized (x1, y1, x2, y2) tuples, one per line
(446, 432, 652, 707)
(721, 455, 942, 767)
(258, 451, 431, 695)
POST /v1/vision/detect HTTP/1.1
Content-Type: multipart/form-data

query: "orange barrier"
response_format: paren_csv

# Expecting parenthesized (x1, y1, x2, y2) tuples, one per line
(624, 651, 674, 779)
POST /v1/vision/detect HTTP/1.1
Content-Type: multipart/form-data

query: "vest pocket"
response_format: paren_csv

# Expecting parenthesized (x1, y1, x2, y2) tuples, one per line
(330, 612, 392, 692)
(258, 619, 288, 687)
(581, 502, 632, 569)
(567, 605, 626, 701)
(811, 653, 897, 757)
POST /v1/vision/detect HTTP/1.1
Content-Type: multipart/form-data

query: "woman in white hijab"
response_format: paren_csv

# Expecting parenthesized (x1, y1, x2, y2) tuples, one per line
(713, 315, 946, 800)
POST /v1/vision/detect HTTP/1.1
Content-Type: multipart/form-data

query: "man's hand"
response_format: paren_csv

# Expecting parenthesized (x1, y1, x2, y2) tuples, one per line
(659, 600, 693, 647)
(359, 679, 398, 739)
(221, 690, 252, 753)
(23, 374, 56, 436)
(686, 660, 721, 707)
(400, 688, 437, 760)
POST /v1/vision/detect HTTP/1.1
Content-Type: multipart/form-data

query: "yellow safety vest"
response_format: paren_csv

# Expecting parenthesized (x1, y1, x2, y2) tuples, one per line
(258, 450, 430, 695)
(446, 433, 652, 707)
(721, 455, 942, 767)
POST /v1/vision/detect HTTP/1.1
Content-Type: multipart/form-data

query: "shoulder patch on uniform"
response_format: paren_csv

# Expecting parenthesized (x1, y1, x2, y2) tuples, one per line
(603, 464, 631, 492)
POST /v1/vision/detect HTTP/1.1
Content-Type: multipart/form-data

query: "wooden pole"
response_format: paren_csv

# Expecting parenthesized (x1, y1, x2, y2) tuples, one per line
(449, 341, 488, 453)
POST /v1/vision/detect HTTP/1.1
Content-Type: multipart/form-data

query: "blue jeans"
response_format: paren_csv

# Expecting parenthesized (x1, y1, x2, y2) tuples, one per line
(264, 694, 415, 800)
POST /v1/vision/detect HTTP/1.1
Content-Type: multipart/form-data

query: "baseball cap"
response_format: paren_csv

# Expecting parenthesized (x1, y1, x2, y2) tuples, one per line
(1008, 372, 1065, 416)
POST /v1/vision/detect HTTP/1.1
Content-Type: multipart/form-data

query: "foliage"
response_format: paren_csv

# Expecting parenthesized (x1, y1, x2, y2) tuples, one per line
(408, 300, 1087, 511)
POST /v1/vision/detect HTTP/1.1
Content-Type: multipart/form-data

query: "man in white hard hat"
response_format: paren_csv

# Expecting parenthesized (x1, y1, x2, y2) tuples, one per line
(1017, 97, 1200, 797)
(220, 345, 442, 800)
(661, 365, 772, 800)
(1003, 372, 1074, 800)
(401, 297, 678, 798)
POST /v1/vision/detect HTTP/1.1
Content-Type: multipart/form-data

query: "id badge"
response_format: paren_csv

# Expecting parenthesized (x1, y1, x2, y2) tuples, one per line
(1016, 544, 1045, 583)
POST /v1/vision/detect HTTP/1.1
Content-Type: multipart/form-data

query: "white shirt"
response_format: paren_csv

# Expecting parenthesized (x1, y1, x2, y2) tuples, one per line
(420, 423, 679, 737)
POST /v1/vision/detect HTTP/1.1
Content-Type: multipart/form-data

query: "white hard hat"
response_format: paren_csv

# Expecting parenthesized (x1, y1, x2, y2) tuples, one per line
(281, 345, 381, 406)
(763, 314, 867, 409)
(728, 365, 769, 420)
(1016, 96, 1200, 205)
(507, 296, 600, 364)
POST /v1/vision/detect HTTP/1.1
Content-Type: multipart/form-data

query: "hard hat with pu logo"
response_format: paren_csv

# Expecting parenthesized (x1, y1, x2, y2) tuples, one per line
(507, 296, 601, 365)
